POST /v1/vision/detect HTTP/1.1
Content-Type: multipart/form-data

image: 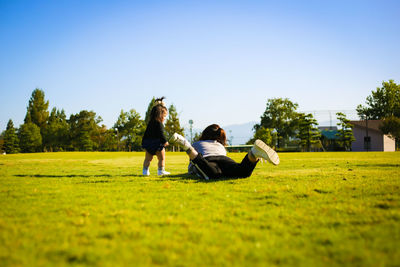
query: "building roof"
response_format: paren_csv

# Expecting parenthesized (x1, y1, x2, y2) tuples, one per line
(320, 130, 339, 140)
(349, 120, 383, 132)
(318, 126, 338, 131)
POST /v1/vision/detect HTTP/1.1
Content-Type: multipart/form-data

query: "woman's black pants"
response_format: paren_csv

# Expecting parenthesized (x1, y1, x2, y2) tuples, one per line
(191, 153, 257, 179)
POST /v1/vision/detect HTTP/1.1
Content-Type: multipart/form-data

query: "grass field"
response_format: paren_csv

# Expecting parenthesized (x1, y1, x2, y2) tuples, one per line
(0, 151, 399, 266)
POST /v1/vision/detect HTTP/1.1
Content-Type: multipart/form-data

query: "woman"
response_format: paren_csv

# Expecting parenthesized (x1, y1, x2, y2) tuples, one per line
(170, 124, 279, 179)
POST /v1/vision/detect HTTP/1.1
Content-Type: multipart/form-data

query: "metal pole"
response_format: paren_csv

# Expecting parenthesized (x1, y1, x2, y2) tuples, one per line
(366, 117, 369, 152)
(189, 120, 193, 144)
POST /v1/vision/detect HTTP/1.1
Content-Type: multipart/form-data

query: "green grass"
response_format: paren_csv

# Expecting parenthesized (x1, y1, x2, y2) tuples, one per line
(0, 151, 399, 266)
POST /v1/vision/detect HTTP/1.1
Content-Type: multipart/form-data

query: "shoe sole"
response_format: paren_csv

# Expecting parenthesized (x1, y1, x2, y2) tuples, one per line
(254, 140, 280, 165)
(169, 133, 186, 146)
(170, 133, 181, 143)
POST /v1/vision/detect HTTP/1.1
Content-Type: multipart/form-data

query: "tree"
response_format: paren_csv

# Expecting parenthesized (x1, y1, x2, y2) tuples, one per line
(144, 97, 156, 124)
(3, 120, 20, 154)
(68, 110, 102, 151)
(114, 109, 145, 151)
(0, 131, 4, 153)
(19, 122, 42, 153)
(257, 98, 299, 148)
(192, 132, 201, 143)
(357, 80, 400, 149)
(165, 104, 185, 151)
(297, 113, 320, 152)
(247, 126, 275, 147)
(24, 89, 50, 151)
(380, 116, 400, 147)
(335, 112, 355, 151)
(99, 128, 119, 151)
(43, 108, 69, 151)
(356, 80, 400, 119)
(24, 89, 49, 139)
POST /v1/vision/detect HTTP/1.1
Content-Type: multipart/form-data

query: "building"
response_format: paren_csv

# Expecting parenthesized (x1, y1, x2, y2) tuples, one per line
(349, 120, 395, 152)
(319, 126, 340, 151)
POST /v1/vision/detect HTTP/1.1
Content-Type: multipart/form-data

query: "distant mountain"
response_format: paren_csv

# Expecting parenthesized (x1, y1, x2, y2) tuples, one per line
(184, 121, 257, 145)
(223, 121, 257, 145)
(183, 118, 354, 146)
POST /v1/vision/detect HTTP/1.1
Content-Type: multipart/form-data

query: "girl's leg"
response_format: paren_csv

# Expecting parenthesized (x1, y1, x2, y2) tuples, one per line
(156, 148, 166, 169)
(156, 148, 170, 175)
(143, 150, 153, 168)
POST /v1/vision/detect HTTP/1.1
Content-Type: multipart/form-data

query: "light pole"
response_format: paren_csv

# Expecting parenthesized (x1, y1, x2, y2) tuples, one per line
(189, 120, 193, 143)
(361, 108, 370, 152)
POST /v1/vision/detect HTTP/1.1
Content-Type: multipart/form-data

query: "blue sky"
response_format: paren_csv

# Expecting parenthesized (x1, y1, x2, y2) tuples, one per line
(1, 0, 400, 133)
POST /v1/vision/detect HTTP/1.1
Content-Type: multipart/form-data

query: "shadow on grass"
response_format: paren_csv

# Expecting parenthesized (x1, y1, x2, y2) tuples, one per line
(76, 180, 113, 184)
(354, 163, 400, 168)
(13, 174, 144, 179)
(157, 173, 202, 182)
(161, 173, 247, 183)
(13, 173, 246, 183)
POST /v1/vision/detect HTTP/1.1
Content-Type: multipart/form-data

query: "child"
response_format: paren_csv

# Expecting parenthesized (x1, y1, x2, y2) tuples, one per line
(141, 97, 170, 176)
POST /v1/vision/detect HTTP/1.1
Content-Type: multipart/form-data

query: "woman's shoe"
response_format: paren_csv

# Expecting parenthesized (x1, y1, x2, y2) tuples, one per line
(169, 133, 191, 150)
(251, 140, 280, 165)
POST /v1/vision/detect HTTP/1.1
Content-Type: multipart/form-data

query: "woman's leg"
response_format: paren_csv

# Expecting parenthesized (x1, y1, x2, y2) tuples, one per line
(214, 140, 280, 178)
(169, 133, 221, 178)
(169, 133, 198, 159)
(248, 151, 258, 163)
(207, 155, 257, 178)
(191, 154, 223, 179)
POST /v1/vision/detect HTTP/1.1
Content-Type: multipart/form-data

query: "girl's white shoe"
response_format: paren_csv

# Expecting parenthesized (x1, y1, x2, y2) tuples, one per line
(142, 169, 150, 176)
(157, 169, 170, 176)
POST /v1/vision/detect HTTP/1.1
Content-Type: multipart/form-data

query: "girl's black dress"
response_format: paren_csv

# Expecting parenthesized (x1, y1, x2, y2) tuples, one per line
(141, 119, 167, 155)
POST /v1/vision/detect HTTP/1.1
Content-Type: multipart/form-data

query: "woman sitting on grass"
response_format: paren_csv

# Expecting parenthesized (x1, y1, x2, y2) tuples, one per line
(170, 124, 279, 180)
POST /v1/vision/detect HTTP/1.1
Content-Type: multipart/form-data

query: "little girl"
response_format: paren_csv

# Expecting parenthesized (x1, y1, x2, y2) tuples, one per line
(141, 97, 170, 176)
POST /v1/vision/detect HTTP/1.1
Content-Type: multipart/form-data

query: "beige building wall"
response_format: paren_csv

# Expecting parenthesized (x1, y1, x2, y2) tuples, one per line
(352, 125, 396, 151)
(352, 126, 365, 151)
(383, 135, 396, 152)
(352, 126, 383, 151)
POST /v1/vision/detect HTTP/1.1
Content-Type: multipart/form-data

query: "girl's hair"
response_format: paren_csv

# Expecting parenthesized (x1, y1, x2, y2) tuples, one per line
(150, 97, 167, 122)
(200, 124, 227, 146)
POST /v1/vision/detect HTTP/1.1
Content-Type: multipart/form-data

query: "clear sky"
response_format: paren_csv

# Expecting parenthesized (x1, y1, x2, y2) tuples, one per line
(1, 0, 400, 132)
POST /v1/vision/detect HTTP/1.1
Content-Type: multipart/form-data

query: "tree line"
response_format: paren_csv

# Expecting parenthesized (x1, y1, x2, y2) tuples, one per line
(1, 89, 184, 153)
(356, 80, 400, 146)
(246, 79, 400, 151)
(245, 98, 355, 152)
(1, 80, 398, 153)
